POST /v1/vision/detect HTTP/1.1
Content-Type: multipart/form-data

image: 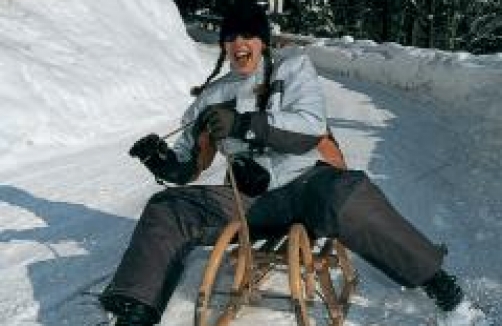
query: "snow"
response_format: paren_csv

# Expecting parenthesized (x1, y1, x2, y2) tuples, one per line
(0, 1, 501, 325)
(309, 38, 502, 121)
(0, 0, 203, 171)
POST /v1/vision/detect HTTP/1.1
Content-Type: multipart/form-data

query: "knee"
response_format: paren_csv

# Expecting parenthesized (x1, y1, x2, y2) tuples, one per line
(142, 188, 181, 219)
(139, 188, 181, 228)
(147, 186, 178, 205)
(303, 168, 370, 237)
(305, 168, 369, 212)
(311, 167, 368, 193)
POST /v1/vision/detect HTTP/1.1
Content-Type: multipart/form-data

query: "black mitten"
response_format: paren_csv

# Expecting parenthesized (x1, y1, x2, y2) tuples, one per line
(129, 134, 169, 161)
(197, 99, 252, 141)
(231, 156, 270, 197)
(129, 134, 179, 183)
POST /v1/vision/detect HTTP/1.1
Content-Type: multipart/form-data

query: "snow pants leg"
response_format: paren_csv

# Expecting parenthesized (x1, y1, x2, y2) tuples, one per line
(101, 162, 445, 319)
(100, 185, 253, 316)
(334, 176, 445, 286)
(247, 162, 445, 287)
(301, 163, 445, 287)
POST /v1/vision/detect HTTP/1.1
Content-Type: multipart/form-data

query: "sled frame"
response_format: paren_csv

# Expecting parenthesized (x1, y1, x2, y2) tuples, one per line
(194, 222, 358, 326)
(194, 155, 357, 326)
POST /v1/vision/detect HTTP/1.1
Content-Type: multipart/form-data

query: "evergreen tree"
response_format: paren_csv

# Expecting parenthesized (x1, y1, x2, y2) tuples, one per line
(177, 0, 502, 54)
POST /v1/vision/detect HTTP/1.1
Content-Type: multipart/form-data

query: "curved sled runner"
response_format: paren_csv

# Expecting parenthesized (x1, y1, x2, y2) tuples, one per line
(194, 221, 358, 326)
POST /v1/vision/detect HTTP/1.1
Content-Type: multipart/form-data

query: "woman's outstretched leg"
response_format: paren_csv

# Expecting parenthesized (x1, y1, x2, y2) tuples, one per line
(297, 165, 462, 312)
(99, 185, 251, 325)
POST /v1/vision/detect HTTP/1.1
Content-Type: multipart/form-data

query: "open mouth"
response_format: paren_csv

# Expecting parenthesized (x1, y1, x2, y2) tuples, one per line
(234, 49, 252, 66)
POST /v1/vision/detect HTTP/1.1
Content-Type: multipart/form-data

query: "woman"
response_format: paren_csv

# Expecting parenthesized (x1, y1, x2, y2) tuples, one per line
(99, 2, 463, 325)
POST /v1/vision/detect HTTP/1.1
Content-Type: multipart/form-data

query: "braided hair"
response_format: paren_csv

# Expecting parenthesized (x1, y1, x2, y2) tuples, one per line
(191, 47, 274, 113)
(257, 47, 273, 112)
(190, 49, 227, 97)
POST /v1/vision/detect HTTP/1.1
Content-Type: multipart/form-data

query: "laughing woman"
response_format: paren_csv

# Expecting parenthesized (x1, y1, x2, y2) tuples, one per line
(99, 2, 465, 325)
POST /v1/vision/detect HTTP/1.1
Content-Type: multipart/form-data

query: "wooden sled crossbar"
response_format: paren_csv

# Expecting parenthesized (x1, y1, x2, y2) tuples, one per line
(194, 221, 358, 326)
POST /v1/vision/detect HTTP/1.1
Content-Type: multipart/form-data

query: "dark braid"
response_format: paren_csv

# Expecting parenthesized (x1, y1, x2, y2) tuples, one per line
(191, 47, 274, 108)
(190, 49, 227, 97)
(257, 47, 273, 111)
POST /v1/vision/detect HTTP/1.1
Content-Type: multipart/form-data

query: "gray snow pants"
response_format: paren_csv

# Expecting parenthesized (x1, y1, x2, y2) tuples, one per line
(100, 162, 444, 316)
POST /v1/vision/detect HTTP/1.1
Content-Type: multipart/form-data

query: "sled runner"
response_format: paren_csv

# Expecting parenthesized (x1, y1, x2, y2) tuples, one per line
(194, 138, 357, 326)
(194, 220, 357, 326)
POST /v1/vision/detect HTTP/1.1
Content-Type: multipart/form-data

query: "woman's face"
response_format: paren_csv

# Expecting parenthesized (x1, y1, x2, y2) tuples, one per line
(224, 35, 265, 76)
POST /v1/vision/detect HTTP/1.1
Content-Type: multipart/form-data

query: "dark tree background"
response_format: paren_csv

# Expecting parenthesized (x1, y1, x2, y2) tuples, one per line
(174, 0, 502, 54)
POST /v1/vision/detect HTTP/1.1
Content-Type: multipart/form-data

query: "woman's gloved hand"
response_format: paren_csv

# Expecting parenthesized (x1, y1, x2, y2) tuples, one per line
(129, 134, 178, 182)
(129, 134, 170, 162)
(201, 106, 252, 141)
(231, 156, 270, 197)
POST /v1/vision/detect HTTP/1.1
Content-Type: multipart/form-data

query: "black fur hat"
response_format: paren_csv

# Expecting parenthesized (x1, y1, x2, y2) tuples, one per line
(219, 1, 270, 46)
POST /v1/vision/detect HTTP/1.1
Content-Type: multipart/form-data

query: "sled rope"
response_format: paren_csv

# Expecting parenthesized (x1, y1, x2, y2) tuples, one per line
(225, 154, 253, 292)
(160, 120, 195, 140)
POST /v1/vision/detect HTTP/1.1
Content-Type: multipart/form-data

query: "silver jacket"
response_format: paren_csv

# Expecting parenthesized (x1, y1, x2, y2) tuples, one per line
(173, 46, 327, 190)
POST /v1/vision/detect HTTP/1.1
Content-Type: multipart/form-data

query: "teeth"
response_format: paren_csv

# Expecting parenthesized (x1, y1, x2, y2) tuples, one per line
(235, 51, 250, 59)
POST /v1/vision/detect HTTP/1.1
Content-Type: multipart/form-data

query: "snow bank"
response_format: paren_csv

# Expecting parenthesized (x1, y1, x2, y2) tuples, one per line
(307, 38, 502, 122)
(0, 0, 203, 168)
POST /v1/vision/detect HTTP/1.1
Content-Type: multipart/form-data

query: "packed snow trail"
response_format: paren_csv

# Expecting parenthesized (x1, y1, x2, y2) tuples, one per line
(1, 44, 500, 325)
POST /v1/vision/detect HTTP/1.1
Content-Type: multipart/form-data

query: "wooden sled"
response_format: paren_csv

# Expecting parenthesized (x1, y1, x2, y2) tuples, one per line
(194, 220, 358, 326)
(193, 132, 353, 325)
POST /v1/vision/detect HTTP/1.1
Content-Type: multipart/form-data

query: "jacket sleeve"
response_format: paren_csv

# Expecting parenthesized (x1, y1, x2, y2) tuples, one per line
(168, 96, 217, 184)
(243, 54, 327, 154)
(172, 101, 200, 163)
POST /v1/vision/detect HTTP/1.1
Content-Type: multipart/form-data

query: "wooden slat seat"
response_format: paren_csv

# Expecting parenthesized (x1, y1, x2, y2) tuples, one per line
(195, 222, 357, 326)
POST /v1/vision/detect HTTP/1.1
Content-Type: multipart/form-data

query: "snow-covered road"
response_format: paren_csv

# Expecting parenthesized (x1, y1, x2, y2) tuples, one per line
(1, 44, 500, 325)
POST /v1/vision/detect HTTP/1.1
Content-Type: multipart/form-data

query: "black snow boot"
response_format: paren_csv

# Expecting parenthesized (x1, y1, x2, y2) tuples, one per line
(422, 270, 464, 311)
(100, 294, 159, 326)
